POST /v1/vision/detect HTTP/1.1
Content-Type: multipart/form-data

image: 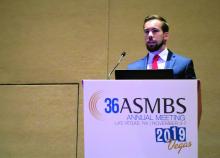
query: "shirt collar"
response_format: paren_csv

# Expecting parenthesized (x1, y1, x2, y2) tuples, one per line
(149, 48, 169, 61)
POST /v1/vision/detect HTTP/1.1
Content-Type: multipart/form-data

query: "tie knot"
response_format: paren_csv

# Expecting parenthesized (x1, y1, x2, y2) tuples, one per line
(153, 54, 160, 61)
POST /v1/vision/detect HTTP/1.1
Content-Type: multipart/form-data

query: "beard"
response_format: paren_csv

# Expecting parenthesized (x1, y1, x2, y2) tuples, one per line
(146, 40, 165, 52)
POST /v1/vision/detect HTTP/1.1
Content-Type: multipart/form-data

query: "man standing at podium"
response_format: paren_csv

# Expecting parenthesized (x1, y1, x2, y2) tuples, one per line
(128, 15, 196, 79)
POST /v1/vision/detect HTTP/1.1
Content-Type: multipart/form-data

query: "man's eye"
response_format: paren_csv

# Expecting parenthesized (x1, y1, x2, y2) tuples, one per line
(152, 29, 159, 33)
(144, 30, 149, 34)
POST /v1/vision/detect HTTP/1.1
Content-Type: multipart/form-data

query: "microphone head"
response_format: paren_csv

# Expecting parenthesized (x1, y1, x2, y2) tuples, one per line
(121, 51, 126, 57)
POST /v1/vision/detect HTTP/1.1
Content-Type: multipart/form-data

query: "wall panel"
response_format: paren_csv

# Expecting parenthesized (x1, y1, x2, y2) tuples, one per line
(0, 84, 78, 158)
(0, 0, 108, 83)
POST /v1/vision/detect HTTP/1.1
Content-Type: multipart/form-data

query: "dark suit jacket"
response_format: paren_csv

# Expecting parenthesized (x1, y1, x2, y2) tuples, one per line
(128, 50, 196, 79)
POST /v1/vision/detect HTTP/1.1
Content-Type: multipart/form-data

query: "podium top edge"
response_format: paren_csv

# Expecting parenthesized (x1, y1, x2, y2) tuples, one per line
(82, 79, 200, 81)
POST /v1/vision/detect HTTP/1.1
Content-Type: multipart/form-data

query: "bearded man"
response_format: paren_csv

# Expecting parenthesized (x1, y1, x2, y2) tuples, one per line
(128, 15, 196, 79)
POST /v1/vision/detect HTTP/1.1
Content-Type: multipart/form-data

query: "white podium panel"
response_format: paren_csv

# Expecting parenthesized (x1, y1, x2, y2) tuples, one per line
(83, 80, 198, 158)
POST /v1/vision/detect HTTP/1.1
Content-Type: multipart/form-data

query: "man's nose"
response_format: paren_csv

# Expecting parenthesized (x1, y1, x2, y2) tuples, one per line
(147, 31, 153, 41)
(148, 31, 153, 37)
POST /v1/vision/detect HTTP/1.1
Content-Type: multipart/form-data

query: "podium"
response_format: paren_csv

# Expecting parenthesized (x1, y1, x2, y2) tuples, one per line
(83, 80, 199, 158)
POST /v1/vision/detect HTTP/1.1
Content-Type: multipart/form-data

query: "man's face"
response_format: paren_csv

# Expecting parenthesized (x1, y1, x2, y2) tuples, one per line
(144, 19, 168, 52)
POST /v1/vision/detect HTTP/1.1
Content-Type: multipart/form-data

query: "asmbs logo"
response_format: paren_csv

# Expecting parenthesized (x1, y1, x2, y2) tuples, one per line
(89, 91, 187, 120)
(89, 91, 104, 120)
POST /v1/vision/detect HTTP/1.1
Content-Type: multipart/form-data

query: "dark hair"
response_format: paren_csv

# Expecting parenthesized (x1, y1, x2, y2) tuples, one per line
(144, 15, 169, 32)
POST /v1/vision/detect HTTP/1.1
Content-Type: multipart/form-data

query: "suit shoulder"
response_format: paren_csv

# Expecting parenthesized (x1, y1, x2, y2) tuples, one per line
(128, 56, 147, 70)
(171, 52, 193, 62)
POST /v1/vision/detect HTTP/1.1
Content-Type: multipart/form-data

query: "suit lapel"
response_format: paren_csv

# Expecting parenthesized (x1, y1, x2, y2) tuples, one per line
(145, 54, 149, 69)
(165, 50, 176, 69)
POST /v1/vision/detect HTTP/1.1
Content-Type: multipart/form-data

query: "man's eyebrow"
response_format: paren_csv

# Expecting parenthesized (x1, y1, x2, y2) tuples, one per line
(144, 28, 159, 31)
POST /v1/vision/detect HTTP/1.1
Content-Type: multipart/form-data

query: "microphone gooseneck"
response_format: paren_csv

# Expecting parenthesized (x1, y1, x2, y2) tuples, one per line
(108, 51, 127, 79)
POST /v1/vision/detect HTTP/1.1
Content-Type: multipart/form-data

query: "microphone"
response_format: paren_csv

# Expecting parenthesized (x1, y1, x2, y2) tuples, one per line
(108, 51, 127, 79)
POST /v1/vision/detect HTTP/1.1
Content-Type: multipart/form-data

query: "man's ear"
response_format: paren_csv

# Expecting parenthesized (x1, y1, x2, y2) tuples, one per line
(163, 32, 169, 40)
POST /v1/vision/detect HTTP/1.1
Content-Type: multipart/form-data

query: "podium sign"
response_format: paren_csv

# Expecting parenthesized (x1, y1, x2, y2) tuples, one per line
(83, 80, 198, 158)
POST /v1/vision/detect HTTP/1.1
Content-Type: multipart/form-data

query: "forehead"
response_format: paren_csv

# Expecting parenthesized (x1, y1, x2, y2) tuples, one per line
(144, 19, 163, 30)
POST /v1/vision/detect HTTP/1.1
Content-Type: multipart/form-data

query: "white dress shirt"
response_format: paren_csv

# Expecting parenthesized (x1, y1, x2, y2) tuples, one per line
(147, 48, 169, 69)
